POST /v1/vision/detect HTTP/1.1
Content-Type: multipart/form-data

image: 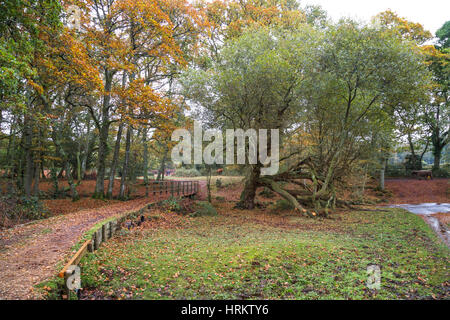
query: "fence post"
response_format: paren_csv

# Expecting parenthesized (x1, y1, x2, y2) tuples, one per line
(102, 223, 109, 241)
(94, 228, 102, 250)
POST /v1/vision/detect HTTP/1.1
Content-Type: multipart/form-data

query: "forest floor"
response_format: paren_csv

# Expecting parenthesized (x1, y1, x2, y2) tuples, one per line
(1, 177, 448, 299)
(36, 178, 449, 300)
(384, 178, 449, 204)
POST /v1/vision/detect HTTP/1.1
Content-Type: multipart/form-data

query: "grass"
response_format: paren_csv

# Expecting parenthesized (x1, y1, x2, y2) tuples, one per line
(43, 205, 449, 300)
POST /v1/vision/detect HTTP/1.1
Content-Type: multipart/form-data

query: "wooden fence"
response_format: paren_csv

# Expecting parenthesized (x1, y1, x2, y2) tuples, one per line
(147, 180, 199, 197)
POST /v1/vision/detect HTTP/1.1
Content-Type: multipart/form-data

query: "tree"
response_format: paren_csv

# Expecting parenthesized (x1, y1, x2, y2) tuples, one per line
(183, 20, 430, 215)
(424, 42, 449, 171)
(0, 0, 63, 197)
(436, 21, 450, 49)
(59, 0, 204, 199)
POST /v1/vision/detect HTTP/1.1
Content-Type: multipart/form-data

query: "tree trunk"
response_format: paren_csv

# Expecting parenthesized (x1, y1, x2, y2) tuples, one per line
(33, 159, 40, 196)
(94, 123, 110, 198)
(119, 125, 132, 200)
(81, 119, 91, 180)
(66, 161, 80, 201)
(24, 116, 33, 197)
(142, 128, 149, 196)
(433, 146, 442, 171)
(51, 164, 59, 198)
(238, 165, 261, 209)
(94, 70, 113, 199)
(157, 148, 168, 181)
(380, 158, 386, 191)
(107, 122, 124, 199)
(206, 166, 212, 203)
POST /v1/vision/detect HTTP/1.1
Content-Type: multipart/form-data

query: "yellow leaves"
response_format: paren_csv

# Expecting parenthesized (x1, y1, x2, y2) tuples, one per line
(374, 9, 432, 44)
(28, 80, 44, 95)
(113, 79, 179, 127)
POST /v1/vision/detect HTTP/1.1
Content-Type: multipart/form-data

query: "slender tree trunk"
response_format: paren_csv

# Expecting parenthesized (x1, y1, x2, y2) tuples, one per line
(33, 159, 40, 196)
(157, 149, 168, 181)
(94, 122, 110, 198)
(4, 117, 15, 177)
(119, 125, 132, 200)
(81, 119, 91, 180)
(24, 116, 33, 197)
(66, 161, 79, 201)
(433, 146, 442, 171)
(142, 128, 149, 197)
(107, 122, 124, 199)
(51, 164, 59, 198)
(206, 166, 212, 203)
(380, 158, 386, 191)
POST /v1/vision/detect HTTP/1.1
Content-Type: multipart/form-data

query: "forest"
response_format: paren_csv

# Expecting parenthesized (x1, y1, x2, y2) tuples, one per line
(0, 0, 449, 301)
(1, 0, 448, 219)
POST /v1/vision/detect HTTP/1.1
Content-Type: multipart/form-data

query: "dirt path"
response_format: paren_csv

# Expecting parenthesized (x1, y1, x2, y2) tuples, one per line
(0, 184, 205, 300)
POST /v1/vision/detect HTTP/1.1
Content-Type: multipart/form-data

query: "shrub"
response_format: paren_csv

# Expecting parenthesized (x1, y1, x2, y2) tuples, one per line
(432, 168, 450, 178)
(215, 178, 223, 188)
(0, 192, 49, 229)
(190, 201, 218, 217)
(386, 167, 406, 177)
(160, 197, 183, 212)
(173, 168, 201, 177)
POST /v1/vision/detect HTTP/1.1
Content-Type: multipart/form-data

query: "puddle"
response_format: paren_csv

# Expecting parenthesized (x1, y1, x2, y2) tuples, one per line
(385, 203, 450, 248)
(387, 203, 450, 215)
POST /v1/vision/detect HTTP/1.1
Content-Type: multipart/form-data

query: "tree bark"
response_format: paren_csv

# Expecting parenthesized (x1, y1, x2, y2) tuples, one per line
(157, 147, 168, 181)
(433, 146, 442, 171)
(66, 161, 80, 201)
(380, 158, 386, 191)
(23, 115, 33, 198)
(237, 165, 261, 209)
(94, 70, 113, 199)
(119, 125, 132, 200)
(107, 122, 124, 199)
(33, 158, 40, 196)
(80, 119, 91, 180)
(142, 128, 149, 196)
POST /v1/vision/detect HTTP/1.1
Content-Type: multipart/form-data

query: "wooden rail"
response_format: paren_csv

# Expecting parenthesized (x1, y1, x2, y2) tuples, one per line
(58, 239, 91, 278)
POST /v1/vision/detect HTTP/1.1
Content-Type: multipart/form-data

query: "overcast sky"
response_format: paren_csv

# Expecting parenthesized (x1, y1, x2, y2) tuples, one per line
(301, 0, 449, 35)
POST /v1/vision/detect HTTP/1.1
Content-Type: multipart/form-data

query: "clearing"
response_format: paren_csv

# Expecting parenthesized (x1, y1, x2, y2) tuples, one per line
(38, 178, 449, 300)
